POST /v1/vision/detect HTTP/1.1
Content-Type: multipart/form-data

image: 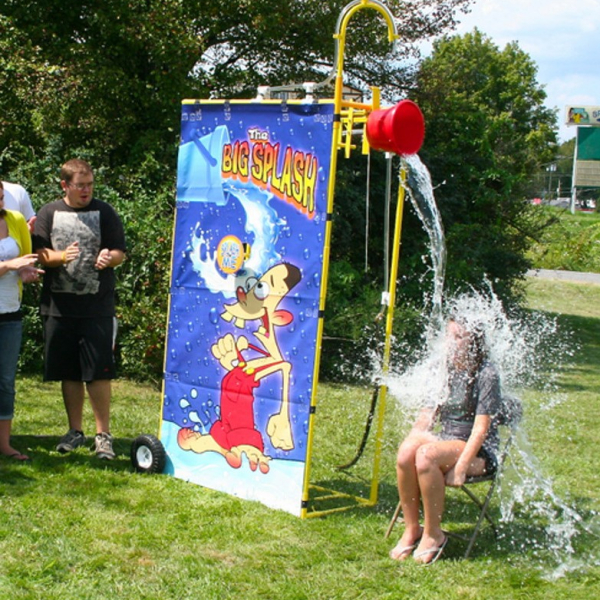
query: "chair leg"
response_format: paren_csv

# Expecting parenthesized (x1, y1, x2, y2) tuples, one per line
(385, 500, 403, 539)
(462, 480, 499, 559)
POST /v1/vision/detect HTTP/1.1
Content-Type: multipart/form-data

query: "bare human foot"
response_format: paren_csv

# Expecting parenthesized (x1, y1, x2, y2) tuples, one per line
(0, 447, 30, 461)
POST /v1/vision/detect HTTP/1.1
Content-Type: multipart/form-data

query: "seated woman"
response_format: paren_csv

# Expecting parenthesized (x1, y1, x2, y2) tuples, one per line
(390, 317, 501, 564)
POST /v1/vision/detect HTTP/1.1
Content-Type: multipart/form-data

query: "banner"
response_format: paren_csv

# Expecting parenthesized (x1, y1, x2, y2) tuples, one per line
(159, 100, 335, 515)
(565, 105, 600, 126)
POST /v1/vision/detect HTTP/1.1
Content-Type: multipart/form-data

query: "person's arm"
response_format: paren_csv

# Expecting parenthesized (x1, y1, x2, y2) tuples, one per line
(95, 203, 126, 270)
(445, 414, 491, 487)
(95, 248, 125, 270)
(13, 212, 43, 282)
(36, 241, 80, 267)
(410, 407, 437, 434)
(0, 254, 39, 277)
(27, 216, 37, 234)
(18, 187, 36, 222)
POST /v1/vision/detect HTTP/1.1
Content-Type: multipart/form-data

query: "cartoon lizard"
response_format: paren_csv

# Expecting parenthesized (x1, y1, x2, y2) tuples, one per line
(178, 262, 301, 474)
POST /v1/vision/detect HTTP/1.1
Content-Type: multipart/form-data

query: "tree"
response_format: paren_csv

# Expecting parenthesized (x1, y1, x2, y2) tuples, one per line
(1, 1, 205, 168)
(409, 29, 557, 300)
(0, 0, 476, 381)
(0, 0, 472, 170)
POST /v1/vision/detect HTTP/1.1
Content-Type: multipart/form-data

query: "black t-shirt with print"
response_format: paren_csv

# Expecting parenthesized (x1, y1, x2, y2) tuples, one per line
(33, 198, 126, 318)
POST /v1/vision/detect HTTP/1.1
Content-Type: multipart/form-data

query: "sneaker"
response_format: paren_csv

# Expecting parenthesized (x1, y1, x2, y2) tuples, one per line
(94, 432, 115, 460)
(56, 429, 86, 453)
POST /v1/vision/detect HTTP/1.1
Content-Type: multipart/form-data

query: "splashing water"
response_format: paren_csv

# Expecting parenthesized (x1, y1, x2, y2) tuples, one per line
(402, 154, 447, 331)
(381, 157, 596, 577)
(500, 426, 600, 580)
(189, 182, 285, 298)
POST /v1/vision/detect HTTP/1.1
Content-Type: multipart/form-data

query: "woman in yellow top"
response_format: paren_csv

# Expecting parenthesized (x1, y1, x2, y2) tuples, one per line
(0, 181, 42, 461)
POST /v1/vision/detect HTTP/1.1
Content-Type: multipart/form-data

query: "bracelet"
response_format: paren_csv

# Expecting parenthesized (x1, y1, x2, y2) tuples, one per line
(61, 251, 67, 264)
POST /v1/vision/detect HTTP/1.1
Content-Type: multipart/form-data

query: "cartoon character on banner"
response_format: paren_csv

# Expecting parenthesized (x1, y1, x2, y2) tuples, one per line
(177, 253, 301, 475)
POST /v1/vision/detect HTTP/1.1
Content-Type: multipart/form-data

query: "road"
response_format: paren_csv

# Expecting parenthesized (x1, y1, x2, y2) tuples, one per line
(526, 269, 600, 285)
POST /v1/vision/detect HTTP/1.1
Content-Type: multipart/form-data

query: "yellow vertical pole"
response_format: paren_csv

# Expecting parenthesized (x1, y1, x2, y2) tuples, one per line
(369, 165, 406, 503)
(300, 18, 348, 520)
(301, 0, 401, 516)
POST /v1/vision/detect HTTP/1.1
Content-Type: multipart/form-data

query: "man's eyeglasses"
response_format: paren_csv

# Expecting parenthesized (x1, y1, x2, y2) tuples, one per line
(67, 182, 94, 191)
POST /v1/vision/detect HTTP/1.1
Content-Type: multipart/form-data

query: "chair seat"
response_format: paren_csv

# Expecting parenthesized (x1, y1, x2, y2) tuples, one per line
(464, 472, 496, 484)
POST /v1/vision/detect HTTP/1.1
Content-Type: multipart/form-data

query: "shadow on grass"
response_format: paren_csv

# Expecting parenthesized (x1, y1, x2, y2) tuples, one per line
(377, 477, 598, 563)
(6, 434, 137, 475)
(307, 474, 520, 558)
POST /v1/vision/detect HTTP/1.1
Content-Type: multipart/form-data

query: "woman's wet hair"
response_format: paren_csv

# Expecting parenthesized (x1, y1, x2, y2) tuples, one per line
(447, 316, 488, 387)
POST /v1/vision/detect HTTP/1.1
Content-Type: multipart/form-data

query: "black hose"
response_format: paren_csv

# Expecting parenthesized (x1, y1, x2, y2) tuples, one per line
(335, 384, 380, 470)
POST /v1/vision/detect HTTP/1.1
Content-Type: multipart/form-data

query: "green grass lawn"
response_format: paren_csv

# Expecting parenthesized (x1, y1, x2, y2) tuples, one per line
(2, 278, 600, 599)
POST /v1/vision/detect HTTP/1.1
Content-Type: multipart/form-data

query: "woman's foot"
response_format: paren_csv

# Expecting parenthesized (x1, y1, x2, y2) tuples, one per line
(390, 527, 423, 561)
(1, 447, 31, 461)
(413, 534, 448, 565)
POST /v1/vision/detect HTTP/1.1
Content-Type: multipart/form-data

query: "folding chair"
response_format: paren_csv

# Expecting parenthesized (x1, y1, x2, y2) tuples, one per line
(385, 395, 523, 559)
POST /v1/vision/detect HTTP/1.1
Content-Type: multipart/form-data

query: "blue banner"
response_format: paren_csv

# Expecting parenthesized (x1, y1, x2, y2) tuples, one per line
(160, 100, 335, 515)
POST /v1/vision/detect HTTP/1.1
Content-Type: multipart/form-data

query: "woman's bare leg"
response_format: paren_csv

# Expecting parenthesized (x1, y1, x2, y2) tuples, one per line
(413, 440, 466, 563)
(390, 432, 436, 560)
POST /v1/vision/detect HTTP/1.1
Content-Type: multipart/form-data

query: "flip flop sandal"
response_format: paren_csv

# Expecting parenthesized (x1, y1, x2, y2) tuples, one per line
(4, 452, 31, 462)
(414, 536, 448, 565)
(390, 536, 422, 561)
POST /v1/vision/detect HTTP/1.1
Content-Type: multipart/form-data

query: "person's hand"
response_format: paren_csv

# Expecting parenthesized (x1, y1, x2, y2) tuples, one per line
(445, 466, 467, 487)
(62, 241, 80, 264)
(95, 248, 113, 270)
(5, 254, 38, 271)
(18, 265, 44, 283)
(27, 215, 37, 234)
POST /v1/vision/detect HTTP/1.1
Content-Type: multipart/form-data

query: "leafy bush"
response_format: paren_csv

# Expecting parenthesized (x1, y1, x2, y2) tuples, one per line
(527, 207, 600, 272)
(11, 147, 175, 385)
(107, 158, 174, 385)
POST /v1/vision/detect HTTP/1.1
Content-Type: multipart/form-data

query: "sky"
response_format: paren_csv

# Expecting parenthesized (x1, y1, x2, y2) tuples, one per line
(448, 0, 600, 142)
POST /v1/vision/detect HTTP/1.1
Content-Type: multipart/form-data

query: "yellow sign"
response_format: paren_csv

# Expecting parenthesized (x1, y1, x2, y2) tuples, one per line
(216, 235, 246, 274)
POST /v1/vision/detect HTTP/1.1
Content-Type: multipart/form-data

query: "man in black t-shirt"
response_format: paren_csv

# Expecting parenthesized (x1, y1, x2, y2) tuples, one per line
(33, 159, 126, 460)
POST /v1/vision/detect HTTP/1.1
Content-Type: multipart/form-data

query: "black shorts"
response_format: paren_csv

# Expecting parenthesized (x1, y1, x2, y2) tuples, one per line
(43, 315, 117, 382)
(476, 445, 498, 476)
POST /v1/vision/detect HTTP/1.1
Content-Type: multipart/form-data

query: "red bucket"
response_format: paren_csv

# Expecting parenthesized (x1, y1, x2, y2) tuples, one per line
(366, 99, 425, 155)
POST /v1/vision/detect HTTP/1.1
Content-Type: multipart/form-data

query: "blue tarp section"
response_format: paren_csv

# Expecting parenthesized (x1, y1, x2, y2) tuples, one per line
(160, 100, 335, 515)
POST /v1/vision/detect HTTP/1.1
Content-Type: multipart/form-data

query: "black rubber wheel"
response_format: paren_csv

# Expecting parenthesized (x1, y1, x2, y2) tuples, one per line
(131, 434, 166, 474)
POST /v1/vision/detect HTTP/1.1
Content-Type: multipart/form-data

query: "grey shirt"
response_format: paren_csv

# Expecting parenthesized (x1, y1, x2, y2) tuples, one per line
(438, 361, 502, 456)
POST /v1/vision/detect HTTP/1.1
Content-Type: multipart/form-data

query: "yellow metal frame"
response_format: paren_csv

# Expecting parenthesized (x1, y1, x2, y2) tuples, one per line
(160, 2, 409, 519)
(301, 0, 407, 518)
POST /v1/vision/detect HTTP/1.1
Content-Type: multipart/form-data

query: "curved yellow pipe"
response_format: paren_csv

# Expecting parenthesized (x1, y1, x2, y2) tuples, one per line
(333, 0, 398, 114)
(302, 0, 401, 518)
